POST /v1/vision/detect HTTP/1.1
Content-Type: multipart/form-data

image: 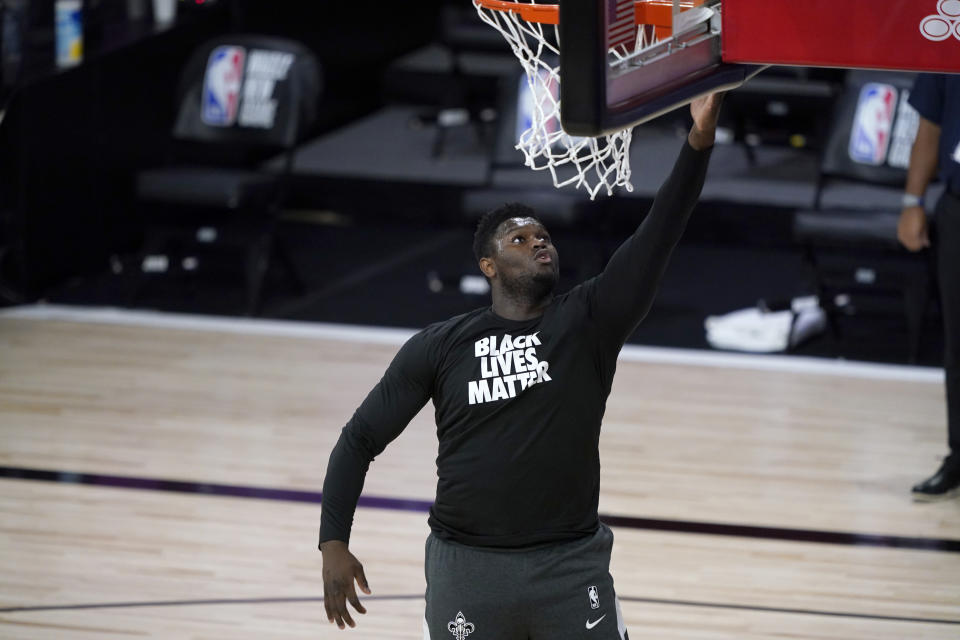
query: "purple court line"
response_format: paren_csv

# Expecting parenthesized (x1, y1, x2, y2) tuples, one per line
(1, 466, 958, 553)
(0, 466, 432, 512)
(0, 595, 420, 614)
(616, 597, 960, 626)
(1, 595, 958, 626)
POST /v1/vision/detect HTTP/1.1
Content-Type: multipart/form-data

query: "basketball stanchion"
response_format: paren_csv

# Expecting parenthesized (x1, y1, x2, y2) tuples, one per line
(722, 0, 960, 71)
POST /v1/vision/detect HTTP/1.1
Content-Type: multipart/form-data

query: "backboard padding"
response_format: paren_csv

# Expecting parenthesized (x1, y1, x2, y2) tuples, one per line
(722, 0, 960, 73)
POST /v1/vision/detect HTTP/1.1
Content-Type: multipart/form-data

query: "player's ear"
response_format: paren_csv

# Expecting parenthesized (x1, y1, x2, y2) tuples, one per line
(479, 257, 496, 279)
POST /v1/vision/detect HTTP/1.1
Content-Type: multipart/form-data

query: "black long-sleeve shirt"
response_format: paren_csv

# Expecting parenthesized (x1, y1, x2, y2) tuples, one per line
(319, 140, 712, 548)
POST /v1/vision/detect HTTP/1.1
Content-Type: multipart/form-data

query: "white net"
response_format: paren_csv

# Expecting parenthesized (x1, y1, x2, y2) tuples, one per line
(475, 1, 660, 199)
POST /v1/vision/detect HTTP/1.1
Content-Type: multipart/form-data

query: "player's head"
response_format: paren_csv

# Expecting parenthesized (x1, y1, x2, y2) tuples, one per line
(473, 203, 559, 300)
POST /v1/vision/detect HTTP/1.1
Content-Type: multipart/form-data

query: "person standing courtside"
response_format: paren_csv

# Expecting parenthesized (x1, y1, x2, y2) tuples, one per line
(316, 93, 724, 638)
(898, 73, 960, 501)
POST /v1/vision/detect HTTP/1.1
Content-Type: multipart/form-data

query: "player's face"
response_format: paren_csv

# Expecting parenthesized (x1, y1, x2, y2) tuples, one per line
(491, 217, 559, 293)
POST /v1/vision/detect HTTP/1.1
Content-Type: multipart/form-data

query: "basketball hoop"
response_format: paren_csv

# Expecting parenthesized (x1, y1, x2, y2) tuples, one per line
(474, 0, 717, 198)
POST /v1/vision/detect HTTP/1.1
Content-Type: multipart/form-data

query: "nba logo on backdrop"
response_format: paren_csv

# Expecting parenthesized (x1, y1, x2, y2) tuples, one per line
(202, 46, 246, 126)
(849, 83, 897, 166)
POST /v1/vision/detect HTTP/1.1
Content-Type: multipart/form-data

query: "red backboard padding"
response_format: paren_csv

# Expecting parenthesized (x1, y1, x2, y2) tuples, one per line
(722, 0, 960, 73)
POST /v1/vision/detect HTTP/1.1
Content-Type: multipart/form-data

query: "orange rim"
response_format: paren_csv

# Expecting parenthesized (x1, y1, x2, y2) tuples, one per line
(474, 1, 703, 29)
(474, 0, 559, 25)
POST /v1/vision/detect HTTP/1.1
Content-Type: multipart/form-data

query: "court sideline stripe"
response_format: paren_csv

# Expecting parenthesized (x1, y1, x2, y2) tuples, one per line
(0, 304, 944, 383)
(2, 466, 957, 553)
(1, 594, 958, 626)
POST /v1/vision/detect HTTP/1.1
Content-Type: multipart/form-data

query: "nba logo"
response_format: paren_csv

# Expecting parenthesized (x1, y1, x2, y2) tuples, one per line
(849, 83, 898, 166)
(517, 70, 560, 142)
(588, 586, 600, 609)
(202, 45, 246, 127)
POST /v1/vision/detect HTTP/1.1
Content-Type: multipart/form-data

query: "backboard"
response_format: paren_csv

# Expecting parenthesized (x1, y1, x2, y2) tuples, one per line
(558, 0, 960, 137)
(558, 0, 762, 137)
(474, 0, 764, 197)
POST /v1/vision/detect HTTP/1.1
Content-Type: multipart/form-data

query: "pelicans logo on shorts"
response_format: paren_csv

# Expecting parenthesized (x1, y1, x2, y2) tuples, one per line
(447, 611, 475, 640)
(202, 45, 246, 127)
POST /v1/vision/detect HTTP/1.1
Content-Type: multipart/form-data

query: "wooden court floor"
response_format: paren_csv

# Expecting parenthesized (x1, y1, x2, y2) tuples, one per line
(0, 306, 958, 639)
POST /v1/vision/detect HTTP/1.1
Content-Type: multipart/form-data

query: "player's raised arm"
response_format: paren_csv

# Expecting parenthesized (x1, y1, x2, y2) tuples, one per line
(318, 332, 435, 628)
(590, 93, 723, 344)
(688, 92, 724, 151)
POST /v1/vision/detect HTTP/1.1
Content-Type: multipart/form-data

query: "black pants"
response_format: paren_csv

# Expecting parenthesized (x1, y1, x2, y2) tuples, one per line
(424, 525, 628, 640)
(936, 191, 960, 466)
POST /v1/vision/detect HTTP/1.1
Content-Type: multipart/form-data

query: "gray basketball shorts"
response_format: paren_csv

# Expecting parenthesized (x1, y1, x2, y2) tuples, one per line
(423, 524, 628, 640)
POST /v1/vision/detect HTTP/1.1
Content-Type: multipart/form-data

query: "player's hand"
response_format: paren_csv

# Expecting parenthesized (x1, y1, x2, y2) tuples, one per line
(321, 540, 371, 629)
(689, 92, 725, 150)
(897, 206, 930, 251)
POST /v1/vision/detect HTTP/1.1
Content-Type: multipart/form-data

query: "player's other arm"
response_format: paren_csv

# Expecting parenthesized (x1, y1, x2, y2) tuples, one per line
(591, 93, 723, 341)
(319, 333, 434, 629)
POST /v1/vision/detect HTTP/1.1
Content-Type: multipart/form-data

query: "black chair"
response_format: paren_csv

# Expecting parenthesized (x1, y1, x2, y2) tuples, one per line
(133, 34, 321, 315)
(385, 4, 509, 158)
(792, 70, 936, 362)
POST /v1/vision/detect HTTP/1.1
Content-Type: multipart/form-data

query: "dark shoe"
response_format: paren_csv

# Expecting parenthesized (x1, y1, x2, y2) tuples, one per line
(912, 460, 960, 502)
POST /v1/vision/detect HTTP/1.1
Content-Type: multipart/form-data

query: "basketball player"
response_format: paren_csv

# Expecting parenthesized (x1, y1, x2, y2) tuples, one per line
(318, 92, 724, 638)
(899, 73, 960, 502)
